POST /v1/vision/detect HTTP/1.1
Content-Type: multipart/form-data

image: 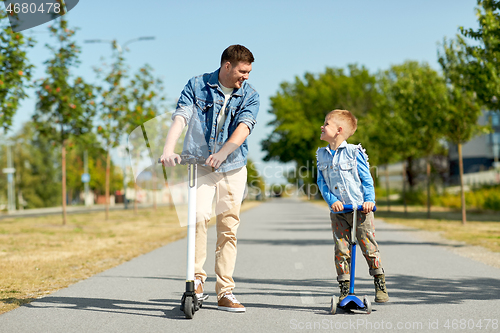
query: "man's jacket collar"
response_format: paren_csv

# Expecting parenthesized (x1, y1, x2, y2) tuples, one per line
(207, 68, 243, 97)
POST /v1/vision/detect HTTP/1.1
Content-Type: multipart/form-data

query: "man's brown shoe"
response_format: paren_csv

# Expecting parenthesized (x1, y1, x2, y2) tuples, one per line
(217, 293, 245, 312)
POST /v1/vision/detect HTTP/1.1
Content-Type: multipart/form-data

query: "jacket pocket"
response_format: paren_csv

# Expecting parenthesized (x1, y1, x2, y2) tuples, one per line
(339, 160, 355, 171)
(195, 98, 213, 113)
(317, 163, 328, 172)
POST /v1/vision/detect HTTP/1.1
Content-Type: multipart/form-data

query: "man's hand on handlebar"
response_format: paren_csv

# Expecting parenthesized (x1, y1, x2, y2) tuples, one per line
(206, 151, 228, 170)
(160, 153, 182, 167)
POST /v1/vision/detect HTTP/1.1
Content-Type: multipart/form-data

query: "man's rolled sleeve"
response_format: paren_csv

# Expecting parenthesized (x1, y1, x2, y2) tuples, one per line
(234, 90, 259, 134)
(172, 78, 195, 123)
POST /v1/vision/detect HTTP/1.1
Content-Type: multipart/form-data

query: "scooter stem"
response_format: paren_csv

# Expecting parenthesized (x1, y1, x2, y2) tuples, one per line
(186, 163, 197, 282)
(349, 207, 357, 294)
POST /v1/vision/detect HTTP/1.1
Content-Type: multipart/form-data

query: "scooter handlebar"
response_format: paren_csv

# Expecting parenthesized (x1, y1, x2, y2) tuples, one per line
(343, 204, 377, 212)
(158, 155, 206, 165)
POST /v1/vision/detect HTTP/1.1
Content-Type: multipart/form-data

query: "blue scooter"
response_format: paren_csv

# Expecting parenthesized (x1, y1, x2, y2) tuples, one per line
(331, 204, 377, 315)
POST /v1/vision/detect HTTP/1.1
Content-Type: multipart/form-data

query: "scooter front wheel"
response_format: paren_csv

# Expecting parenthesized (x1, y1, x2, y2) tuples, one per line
(330, 296, 339, 314)
(183, 297, 194, 319)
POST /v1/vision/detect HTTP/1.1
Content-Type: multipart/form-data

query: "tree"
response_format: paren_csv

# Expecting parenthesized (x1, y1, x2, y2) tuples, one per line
(439, 38, 489, 225)
(125, 64, 166, 211)
(65, 133, 123, 204)
(94, 45, 128, 219)
(0, 11, 35, 133)
(373, 61, 449, 217)
(262, 65, 379, 192)
(33, 18, 96, 225)
(247, 158, 265, 200)
(10, 122, 61, 208)
(456, 0, 500, 110)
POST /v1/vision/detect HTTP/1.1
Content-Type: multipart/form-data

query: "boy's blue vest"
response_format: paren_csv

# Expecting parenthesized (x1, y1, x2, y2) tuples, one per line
(316, 141, 367, 206)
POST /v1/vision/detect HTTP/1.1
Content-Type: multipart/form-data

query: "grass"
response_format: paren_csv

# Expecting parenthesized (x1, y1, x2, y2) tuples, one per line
(0, 201, 261, 314)
(311, 200, 500, 253)
(374, 204, 500, 253)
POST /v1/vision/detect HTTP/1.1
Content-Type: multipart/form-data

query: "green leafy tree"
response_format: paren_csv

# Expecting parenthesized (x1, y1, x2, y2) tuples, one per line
(262, 65, 379, 193)
(247, 158, 265, 200)
(373, 61, 449, 217)
(94, 45, 129, 219)
(0, 11, 35, 133)
(65, 134, 123, 204)
(9, 122, 61, 208)
(455, 0, 500, 110)
(439, 39, 490, 224)
(125, 64, 166, 211)
(33, 18, 96, 225)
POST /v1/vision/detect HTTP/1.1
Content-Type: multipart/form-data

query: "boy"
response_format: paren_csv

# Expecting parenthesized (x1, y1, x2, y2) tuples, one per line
(316, 109, 389, 303)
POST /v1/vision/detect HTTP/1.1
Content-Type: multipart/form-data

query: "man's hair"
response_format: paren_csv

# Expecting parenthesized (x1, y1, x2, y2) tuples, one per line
(221, 45, 254, 66)
(326, 109, 358, 138)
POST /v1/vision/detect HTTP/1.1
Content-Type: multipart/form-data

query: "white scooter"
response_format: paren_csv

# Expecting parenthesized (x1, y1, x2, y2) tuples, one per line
(159, 154, 207, 319)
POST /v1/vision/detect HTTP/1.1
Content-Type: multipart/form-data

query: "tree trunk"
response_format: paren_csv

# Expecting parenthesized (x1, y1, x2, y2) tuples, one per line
(402, 160, 407, 215)
(385, 165, 390, 212)
(426, 158, 431, 219)
(459, 143, 467, 225)
(134, 150, 139, 214)
(105, 148, 111, 220)
(62, 141, 67, 226)
(407, 156, 415, 189)
(134, 182, 138, 214)
(152, 174, 157, 210)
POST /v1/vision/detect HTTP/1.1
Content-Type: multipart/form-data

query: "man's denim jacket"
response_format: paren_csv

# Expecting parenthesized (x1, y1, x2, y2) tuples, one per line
(316, 141, 375, 214)
(172, 69, 260, 173)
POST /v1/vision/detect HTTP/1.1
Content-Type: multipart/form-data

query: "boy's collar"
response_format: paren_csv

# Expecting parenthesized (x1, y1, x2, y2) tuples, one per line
(326, 140, 347, 152)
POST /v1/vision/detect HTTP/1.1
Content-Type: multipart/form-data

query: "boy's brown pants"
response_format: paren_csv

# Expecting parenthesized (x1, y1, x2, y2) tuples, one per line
(330, 211, 384, 282)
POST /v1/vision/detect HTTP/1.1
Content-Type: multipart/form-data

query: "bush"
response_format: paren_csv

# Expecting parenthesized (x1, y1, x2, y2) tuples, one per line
(433, 185, 500, 211)
(484, 190, 500, 211)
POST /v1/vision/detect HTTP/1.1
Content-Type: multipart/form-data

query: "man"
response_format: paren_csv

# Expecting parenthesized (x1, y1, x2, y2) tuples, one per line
(161, 45, 259, 312)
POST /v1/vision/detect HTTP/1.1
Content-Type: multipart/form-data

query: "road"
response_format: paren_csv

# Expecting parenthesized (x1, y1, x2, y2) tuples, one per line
(1, 198, 499, 332)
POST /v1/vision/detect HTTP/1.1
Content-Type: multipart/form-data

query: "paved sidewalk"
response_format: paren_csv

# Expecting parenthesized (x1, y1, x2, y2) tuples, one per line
(1, 198, 499, 332)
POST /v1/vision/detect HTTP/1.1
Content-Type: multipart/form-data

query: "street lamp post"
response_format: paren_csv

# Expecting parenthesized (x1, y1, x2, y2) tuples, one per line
(84, 36, 155, 54)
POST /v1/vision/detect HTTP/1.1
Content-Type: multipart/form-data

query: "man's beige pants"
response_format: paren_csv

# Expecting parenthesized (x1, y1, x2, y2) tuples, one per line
(194, 165, 247, 301)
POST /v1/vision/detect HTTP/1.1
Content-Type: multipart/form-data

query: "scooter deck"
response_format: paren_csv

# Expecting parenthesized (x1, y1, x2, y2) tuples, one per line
(339, 295, 366, 311)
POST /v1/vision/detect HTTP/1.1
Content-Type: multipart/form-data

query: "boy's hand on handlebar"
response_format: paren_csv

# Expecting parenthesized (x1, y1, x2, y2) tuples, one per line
(331, 201, 344, 212)
(161, 153, 181, 167)
(362, 202, 375, 213)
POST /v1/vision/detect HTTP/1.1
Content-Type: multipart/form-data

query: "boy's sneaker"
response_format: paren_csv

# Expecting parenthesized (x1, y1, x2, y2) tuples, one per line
(194, 278, 209, 301)
(217, 292, 245, 312)
(374, 274, 389, 303)
(338, 281, 350, 301)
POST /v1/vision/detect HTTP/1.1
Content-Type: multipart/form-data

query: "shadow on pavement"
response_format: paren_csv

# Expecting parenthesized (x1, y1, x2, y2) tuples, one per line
(23, 296, 188, 320)
(238, 237, 466, 249)
(17, 274, 500, 318)
(385, 274, 500, 305)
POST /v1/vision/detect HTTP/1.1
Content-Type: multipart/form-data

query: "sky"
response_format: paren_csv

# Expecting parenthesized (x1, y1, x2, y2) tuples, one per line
(2, 0, 480, 184)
